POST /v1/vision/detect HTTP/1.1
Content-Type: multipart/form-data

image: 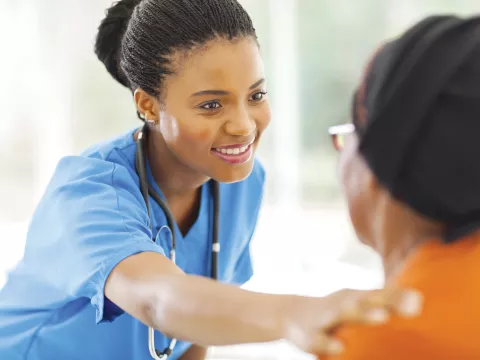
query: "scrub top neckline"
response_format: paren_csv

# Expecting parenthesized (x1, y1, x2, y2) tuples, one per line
(133, 128, 211, 242)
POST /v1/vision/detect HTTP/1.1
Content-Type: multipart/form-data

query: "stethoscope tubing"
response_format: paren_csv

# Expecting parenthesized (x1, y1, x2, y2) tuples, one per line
(135, 124, 220, 359)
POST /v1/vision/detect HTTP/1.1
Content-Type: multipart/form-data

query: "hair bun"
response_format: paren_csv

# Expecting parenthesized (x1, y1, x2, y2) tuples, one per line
(94, 0, 142, 88)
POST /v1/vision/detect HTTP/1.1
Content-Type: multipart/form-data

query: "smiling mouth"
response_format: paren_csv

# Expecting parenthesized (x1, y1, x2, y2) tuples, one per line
(211, 139, 256, 164)
(213, 144, 250, 155)
(212, 137, 255, 153)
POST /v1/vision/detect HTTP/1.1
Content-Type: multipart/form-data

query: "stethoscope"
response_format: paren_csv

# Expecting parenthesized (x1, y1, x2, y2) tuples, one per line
(134, 123, 220, 360)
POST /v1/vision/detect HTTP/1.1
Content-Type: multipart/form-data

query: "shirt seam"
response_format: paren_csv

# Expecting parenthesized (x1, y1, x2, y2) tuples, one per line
(111, 163, 148, 235)
(23, 309, 64, 360)
(104, 141, 137, 166)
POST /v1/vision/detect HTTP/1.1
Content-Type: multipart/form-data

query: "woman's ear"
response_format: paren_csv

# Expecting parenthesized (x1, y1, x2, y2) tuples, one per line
(134, 89, 159, 122)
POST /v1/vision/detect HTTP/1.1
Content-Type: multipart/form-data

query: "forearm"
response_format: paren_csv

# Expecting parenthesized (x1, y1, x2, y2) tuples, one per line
(145, 274, 293, 346)
(179, 345, 208, 360)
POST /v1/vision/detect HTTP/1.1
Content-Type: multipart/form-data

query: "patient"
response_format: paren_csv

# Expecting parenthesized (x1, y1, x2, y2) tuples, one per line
(325, 15, 480, 360)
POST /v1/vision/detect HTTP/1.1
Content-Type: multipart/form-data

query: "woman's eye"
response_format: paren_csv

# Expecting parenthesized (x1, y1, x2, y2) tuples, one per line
(251, 91, 268, 102)
(200, 101, 222, 110)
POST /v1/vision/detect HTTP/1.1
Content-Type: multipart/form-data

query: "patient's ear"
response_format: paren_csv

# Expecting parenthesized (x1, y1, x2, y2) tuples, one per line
(366, 167, 381, 199)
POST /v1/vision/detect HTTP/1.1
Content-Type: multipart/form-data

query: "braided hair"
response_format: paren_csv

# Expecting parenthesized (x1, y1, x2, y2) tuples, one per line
(95, 0, 257, 109)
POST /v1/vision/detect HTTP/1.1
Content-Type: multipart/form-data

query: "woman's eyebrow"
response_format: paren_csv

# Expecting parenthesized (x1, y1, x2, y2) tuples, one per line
(190, 78, 266, 98)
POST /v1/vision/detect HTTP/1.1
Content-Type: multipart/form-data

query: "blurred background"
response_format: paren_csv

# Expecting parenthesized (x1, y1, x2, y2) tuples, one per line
(0, 1, 479, 359)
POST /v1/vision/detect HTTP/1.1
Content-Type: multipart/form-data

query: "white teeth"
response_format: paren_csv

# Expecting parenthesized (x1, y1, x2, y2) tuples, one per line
(216, 145, 249, 155)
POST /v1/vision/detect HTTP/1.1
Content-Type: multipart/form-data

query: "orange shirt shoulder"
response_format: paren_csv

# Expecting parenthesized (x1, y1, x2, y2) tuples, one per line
(320, 233, 480, 360)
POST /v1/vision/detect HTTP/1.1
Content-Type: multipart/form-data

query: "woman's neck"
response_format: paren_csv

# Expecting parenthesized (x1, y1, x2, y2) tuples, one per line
(374, 200, 444, 282)
(381, 235, 424, 282)
(145, 130, 210, 200)
(134, 130, 209, 235)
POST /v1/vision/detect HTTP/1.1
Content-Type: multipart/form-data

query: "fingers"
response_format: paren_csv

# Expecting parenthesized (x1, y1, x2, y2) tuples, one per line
(359, 288, 423, 317)
(324, 287, 423, 332)
(339, 301, 390, 325)
(285, 288, 423, 356)
(284, 316, 345, 357)
(297, 332, 345, 357)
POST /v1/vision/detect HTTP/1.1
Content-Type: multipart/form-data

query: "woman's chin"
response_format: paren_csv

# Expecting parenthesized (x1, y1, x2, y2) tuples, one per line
(210, 161, 255, 184)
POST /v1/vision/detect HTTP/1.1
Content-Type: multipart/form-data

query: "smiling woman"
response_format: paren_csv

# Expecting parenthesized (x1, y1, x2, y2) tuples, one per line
(135, 38, 271, 185)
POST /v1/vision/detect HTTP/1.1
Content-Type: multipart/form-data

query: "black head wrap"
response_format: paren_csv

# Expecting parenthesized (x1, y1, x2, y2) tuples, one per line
(352, 15, 480, 241)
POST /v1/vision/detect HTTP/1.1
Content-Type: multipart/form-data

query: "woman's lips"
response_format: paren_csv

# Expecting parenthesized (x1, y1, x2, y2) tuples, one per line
(211, 140, 255, 164)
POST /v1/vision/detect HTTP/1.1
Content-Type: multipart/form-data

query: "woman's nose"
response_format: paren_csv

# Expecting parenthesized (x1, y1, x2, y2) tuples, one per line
(224, 109, 256, 136)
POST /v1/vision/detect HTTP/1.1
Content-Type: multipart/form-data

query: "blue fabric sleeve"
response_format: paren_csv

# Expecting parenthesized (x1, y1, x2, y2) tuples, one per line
(26, 156, 166, 324)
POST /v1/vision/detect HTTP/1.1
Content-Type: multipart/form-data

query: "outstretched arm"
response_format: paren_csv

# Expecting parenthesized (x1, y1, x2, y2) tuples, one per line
(105, 252, 422, 355)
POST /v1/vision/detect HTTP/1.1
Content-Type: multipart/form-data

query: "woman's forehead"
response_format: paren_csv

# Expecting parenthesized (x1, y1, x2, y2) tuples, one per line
(168, 38, 265, 92)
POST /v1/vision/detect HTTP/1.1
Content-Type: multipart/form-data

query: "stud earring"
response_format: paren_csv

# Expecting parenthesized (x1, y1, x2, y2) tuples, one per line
(145, 117, 155, 125)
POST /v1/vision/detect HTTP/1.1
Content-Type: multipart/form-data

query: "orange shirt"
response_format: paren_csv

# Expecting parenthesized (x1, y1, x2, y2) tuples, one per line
(320, 233, 480, 360)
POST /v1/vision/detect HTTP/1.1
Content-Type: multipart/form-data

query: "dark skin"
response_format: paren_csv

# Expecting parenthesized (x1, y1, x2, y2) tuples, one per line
(338, 132, 444, 281)
(106, 38, 423, 359)
(134, 38, 270, 234)
(179, 343, 208, 360)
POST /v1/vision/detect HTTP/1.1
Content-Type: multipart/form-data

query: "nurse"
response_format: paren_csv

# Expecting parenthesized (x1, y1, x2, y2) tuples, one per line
(0, 0, 422, 359)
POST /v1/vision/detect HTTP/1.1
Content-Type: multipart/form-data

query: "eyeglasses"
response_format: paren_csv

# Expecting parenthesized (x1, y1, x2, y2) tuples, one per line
(328, 123, 355, 151)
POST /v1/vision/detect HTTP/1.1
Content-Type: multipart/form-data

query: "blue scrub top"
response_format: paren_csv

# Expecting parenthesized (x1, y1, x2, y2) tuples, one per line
(0, 128, 265, 360)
